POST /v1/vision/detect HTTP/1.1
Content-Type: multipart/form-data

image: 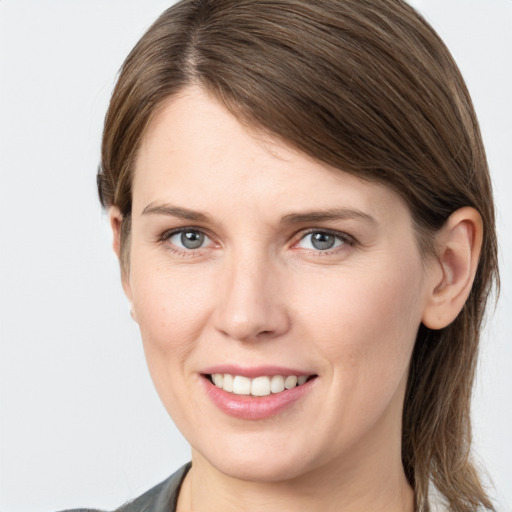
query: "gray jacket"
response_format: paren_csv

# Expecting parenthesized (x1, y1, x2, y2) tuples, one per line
(59, 463, 191, 512)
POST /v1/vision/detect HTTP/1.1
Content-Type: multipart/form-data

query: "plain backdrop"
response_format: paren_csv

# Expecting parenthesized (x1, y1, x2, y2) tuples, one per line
(0, 1, 511, 511)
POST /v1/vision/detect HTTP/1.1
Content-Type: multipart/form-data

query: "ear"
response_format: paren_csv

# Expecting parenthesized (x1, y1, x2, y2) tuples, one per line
(422, 207, 483, 330)
(109, 206, 123, 261)
(109, 207, 135, 318)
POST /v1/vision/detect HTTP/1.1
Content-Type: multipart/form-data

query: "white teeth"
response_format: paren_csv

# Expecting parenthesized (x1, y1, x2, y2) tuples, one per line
(251, 376, 271, 396)
(284, 375, 298, 389)
(232, 375, 251, 395)
(212, 373, 223, 387)
(270, 375, 285, 393)
(211, 373, 311, 396)
(223, 373, 234, 392)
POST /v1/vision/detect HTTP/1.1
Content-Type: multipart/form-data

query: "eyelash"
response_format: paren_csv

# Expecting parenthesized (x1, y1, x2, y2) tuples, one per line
(293, 228, 355, 255)
(158, 227, 216, 257)
(158, 227, 355, 256)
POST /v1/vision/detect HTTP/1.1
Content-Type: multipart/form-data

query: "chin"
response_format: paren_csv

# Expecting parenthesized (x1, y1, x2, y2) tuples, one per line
(211, 454, 314, 483)
(192, 433, 323, 483)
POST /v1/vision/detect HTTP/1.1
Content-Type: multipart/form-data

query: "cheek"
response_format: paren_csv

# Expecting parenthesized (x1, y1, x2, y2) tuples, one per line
(130, 263, 216, 363)
(298, 256, 424, 387)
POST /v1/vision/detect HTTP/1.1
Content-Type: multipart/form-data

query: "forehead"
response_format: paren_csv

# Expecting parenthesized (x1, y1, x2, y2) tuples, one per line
(132, 86, 407, 225)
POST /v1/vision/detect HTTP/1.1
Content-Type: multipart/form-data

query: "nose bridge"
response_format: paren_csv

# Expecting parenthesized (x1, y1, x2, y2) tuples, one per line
(214, 243, 289, 342)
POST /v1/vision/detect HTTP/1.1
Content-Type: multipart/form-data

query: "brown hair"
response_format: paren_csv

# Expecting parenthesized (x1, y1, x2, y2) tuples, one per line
(98, 1, 499, 509)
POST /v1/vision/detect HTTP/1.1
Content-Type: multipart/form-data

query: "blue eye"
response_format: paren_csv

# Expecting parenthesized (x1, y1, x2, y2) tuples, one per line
(168, 230, 211, 250)
(298, 231, 345, 251)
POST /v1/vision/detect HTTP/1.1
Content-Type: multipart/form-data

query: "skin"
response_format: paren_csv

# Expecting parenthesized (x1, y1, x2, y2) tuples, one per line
(110, 86, 483, 512)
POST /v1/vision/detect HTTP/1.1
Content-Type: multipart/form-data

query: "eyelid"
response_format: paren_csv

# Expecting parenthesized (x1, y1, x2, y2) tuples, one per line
(158, 226, 217, 254)
(157, 226, 355, 256)
(292, 228, 356, 251)
(159, 226, 212, 241)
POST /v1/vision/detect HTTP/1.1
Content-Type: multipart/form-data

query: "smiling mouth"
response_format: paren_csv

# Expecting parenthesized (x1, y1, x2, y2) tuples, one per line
(205, 373, 317, 397)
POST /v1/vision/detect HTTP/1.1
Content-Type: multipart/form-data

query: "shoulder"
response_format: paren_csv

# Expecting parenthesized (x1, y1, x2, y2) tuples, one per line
(57, 463, 191, 512)
(115, 463, 190, 512)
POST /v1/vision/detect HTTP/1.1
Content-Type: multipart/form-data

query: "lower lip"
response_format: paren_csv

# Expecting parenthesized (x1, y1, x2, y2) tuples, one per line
(202, 376, 317, 420)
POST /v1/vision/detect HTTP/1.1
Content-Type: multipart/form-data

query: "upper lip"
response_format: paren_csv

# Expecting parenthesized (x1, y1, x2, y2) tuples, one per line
(200, 365, 315, 379)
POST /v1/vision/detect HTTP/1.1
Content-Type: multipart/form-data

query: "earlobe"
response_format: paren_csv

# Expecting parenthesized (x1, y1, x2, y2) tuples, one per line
(422, 207, 483, 330)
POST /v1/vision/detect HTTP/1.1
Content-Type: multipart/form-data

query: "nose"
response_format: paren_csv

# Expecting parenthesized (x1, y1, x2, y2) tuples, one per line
(213, 250, 291, 342)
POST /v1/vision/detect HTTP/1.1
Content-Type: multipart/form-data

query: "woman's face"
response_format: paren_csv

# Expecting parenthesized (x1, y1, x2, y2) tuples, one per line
(121, 86, 436, 482)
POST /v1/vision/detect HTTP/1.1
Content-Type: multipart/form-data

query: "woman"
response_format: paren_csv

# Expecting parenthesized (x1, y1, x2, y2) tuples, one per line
(85, 0, 499, 510)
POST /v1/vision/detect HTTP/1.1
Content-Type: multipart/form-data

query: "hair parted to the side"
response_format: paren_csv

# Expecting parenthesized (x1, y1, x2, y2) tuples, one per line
(98, 1, 499, 510)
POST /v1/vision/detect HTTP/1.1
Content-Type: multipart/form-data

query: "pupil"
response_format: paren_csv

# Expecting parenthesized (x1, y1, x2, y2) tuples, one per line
(312, 232, 335, 250)
(181, 231, 204, 249)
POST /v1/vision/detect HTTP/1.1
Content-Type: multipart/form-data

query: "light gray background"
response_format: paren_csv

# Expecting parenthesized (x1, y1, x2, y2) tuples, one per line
(0, 1, 510, 511)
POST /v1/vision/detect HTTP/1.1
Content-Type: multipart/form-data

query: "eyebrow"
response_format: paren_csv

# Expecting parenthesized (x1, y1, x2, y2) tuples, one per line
(280, 208, 376, 225)
(142, 202, 210, 222)
(141, 202, 376, 226)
